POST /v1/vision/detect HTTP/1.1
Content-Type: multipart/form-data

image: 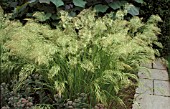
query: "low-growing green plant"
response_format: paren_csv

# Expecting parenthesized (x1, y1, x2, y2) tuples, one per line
(1, 8, 162, 108)
(0, 82, 34, 109)
(0, 75, 89, 109)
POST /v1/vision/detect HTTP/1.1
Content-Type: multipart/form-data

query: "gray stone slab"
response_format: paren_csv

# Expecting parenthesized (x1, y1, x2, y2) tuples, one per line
(136, 79, 153, 95)
(132, 94, 170, 109)
(153, 59, 166, 70)
(138, 69, 169, 80)
(154, 80, 170, 97)
(138, 68, 151, 79)
(140, 62, 152, 69)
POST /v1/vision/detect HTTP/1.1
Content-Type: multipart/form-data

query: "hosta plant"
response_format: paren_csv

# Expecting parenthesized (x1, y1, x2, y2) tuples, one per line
(0, 0, 143, 27)
(1, 8, 162, 108)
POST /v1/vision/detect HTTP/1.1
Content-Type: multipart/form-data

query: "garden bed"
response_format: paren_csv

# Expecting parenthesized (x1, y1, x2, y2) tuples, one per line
(115, 84, 137, 109)
(0, 5, 162, 109)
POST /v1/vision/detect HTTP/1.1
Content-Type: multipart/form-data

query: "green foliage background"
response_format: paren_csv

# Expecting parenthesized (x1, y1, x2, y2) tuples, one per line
(0, 0, 142, 21)
(140, 0, 170, 56)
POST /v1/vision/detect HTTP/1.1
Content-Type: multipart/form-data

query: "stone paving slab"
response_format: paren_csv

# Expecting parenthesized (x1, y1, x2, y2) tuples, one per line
(133, 60, 170, 109)
(136, 79, 153, 95)
(132, 94, 170, 109)
(154, 80, 170, 97)
(153, 59, 166, 70)
(138, 69, 169, 80)
(140, 63, 152, 69)
(138, 68, 151, 79)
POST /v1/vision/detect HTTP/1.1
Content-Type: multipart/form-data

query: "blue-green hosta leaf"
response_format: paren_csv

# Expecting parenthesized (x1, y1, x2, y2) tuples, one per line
(134, 0, 144, 3)
(127, 5, 139, 16)
(69, 11, 76, 17)
(28, 0, 37, 7)
(28, 0, 36, 3)
(94, 4, 109, 13)
(109, 1, 127, 10)
(50, 0, 64, 7)
(51, 14, 60, 20)
(73, 0, 87, 8)
(14, 3, 28, 15)
(39, 0, 50, 4)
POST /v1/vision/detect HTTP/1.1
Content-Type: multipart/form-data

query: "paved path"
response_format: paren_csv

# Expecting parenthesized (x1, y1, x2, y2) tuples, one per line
(132, 59, 170, 109)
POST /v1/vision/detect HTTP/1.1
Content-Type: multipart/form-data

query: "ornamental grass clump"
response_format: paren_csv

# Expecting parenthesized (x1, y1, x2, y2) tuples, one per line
(1, 8, 162, 108)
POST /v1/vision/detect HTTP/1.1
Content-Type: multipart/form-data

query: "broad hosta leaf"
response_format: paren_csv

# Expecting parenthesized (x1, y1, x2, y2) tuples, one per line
(94, 4, 109, 13)
(134, 0, 144, 3)
(50, 0, 64, 7)
(127, 5, 139, 16)
(51, 14, 59, 20)
(39, 0, 50, 4)
(73, 0, 87, 8)
(28, 0, 37, 7)
(69, 11, 76, 17)
(28, 0, 36, 3)
(13, 3, 28, 16)
(109, 1, 127, 10)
